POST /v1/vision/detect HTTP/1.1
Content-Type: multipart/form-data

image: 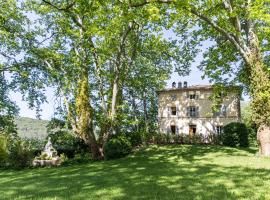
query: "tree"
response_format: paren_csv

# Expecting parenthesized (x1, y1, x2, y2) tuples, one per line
(131, 0, 270, 156)
(0, 0, 48, 119)
(28, 0, 183, 159)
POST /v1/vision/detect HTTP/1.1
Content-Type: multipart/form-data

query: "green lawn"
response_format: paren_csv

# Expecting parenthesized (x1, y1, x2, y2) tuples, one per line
(1, 145, 270, 200)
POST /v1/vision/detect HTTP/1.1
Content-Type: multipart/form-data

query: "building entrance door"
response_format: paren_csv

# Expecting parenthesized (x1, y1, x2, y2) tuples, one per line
(189, 125, 196, 138)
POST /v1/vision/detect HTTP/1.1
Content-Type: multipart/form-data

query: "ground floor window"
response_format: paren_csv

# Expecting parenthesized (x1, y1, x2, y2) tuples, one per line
(216, 126, 223, 134)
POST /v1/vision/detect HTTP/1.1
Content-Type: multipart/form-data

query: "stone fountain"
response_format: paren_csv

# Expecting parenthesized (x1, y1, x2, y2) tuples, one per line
(33, 137, 61, 167)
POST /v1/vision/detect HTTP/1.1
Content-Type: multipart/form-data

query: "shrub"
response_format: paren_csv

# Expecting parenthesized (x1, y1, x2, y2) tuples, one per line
(8, 140, 34, 168)
(0, 135, 9, 167)
(60, 153, 68, 163)
(104, 135, 132, 160)
(190, 133, 204, 144)
(153, 133, 167, 144)
(127, 131, 144, 147)
(221, 122, 249, 147)
(47, 131, 88, 158)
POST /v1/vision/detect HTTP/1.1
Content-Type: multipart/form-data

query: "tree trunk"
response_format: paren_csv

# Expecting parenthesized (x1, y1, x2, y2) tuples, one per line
(257, 125, 270, 156)
(76, 73, 104, 160)
(110, 68, 119, 135)
(143, 92, 149, 133)
(246, 32, 270, 156)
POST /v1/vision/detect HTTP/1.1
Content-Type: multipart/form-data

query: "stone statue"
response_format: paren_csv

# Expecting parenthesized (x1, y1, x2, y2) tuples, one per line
(44, 137, 57, 158)
(33, 137, 60, 167)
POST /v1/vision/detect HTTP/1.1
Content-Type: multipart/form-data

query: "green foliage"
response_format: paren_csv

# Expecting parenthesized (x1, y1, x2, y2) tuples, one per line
(8, 139, 34, 169)
(0, 115, 17, 132)
(152, 132, 219, 145)
(0, 135, 9, 167)
(242, 103, 258, 146)
(104, 135, 132, 160)
(47, 131, 88, 158)
(61, 152, 92, 166)
(60, 153, 68, 163)
(221, 122, 249, 147)
(127, 131, 144, 147)
(46, 118, 89, 158)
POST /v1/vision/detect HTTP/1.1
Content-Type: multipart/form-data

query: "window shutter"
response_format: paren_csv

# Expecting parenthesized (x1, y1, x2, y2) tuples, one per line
(186, 107, 190, 117)
(195, 91, 200, 100)
(196, 107, 199, 117)
(167, 107, 170, 117)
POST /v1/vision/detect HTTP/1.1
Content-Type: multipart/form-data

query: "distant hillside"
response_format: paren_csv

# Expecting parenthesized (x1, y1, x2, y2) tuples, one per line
(15, 117, 49, 140)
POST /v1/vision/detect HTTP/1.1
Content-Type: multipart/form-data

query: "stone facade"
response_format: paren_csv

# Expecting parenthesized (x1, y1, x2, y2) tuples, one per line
(157, 84, 241, 141)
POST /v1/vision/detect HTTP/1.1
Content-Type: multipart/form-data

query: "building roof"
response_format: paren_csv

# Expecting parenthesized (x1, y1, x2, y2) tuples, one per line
(156, 85, 213, 94)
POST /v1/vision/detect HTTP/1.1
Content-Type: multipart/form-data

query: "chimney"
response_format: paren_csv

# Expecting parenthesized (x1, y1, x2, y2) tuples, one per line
(183, 81, 187, 88)
(178, 82, 182, 88)
(172, 82, 176, 88)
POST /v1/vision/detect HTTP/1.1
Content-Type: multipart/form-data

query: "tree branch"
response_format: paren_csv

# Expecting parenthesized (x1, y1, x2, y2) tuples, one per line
(187, 6, 249, 62)
(129, 0, 174, 7)
(41, 0, 75, 11)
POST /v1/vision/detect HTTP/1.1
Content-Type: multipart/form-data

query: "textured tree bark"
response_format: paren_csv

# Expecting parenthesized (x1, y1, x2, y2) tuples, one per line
(143, 92, 149, 133)
(257, 125, 270, 156)
(247, 44, 270, 156)
(76, 74, 103, 160)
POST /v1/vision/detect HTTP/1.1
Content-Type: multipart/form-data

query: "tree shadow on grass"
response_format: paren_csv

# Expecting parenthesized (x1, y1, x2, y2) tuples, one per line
(0, 145, 269, 200)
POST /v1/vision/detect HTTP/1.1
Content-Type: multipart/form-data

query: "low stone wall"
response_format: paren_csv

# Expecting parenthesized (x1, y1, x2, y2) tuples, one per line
(33, 157, 61, 167)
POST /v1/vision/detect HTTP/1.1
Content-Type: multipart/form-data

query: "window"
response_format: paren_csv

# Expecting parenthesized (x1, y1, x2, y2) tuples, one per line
(216, 126, 223, 134)
(187, 106, 199, 117)
(171, 106, 177, 115)
(189, 94, 196, 99)
(188, 91, 199, 100)
(170, 94, 177, 101)
(213, 104, 227, 117)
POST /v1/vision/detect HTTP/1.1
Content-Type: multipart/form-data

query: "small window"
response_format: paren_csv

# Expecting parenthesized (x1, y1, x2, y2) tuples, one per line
(216, 126, 223, 134)
(187, 106, 198, 117)
(171, 106, 177, 115)
(170, 94, 177, 101)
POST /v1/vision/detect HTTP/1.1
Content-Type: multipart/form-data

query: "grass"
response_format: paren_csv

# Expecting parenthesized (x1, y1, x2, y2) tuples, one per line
(1, 145, 270, 200)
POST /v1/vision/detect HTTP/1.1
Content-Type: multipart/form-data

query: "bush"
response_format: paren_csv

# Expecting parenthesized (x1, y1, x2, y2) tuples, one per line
(47, 131, 89, 158)
(0, 135, 9, 167)
(104, 135, 132, 160)
(8, 140, 34, 168)
(127, 131, 145, 147)
(221, 122, 249, 147)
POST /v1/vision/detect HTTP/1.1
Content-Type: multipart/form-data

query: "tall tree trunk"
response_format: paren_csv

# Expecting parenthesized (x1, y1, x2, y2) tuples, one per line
(143, 91, 149, 133)
(247, 31, 270, 156)
(110, 65, 120, 135)
(76, 73, 103, 160)
(249, 59, 270, 156)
